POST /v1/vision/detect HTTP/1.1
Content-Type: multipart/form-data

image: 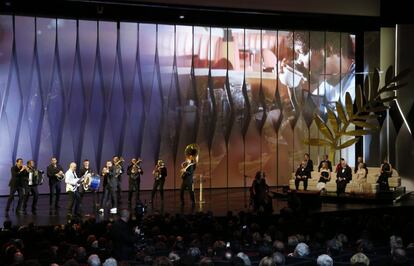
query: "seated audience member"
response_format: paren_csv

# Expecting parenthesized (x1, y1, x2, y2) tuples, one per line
(304, 153, 314, 172)
(326, 239, 343, 257)
(350, 252, 370, 266)
(152, 256, 173, 266)
(295, 161, 311, 191)
(87, 254, 100, 266)
(259, 256, 275, 266)
(272, 252, 285, 265)
(390, 235, 404, 254)
(236, 252, 252, 266)
(318, 154, 333, 172)
(292, 243, 310, 258)
(378, 158, 393, 191)
(355, 163, 368, 192)
(354, 156, 364, 173)
(102, 257, 117, 266)
(199, 257, 214, 266)
(392, 248, 408, 266)
(317, 254, 333, 266)
(336, 159, 352, 196)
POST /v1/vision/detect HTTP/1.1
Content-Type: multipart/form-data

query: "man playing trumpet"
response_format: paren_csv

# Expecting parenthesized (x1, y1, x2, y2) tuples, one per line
(127, 158, 144, 207)
(150, 159, 167, 204)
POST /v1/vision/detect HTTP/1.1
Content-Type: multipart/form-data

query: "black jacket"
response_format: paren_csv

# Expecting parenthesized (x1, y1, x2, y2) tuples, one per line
(9, 165, 28, 188)
(295, 167, 311, 179)
(336, 165, 352, 183)
(318, 160, 333, 172)
(181, 163, 196, 185)
(110, 219, 137, 260)
(47, 164, 64, 184)
(103, 167, 117, 189)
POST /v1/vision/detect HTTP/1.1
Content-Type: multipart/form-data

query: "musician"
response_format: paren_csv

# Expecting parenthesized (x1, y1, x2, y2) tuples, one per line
(65, 162, 82, 219)
(46, 157, 64, 210)
(336, 159, 352, 196)
(23, 160, 42, 215)
(79, 159, 96, 210)
(127, 158, 143, 207)
(5, 158, 27, 215)
(113, 156, 124, 203)
(99, 161, 118, 214)
(151, 159, 167, 204)
(318, 154, 333, 172)
(304, 153, 314, 172)
(180, 157, 196, 207)
(295, 161, 311, 190)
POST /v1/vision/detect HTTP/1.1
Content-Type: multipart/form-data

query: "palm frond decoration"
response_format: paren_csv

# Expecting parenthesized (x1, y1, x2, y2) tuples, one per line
(305, 66, 410, 162)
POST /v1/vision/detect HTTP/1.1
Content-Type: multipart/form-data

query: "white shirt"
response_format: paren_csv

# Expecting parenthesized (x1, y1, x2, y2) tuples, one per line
(65, 169, 79, 192)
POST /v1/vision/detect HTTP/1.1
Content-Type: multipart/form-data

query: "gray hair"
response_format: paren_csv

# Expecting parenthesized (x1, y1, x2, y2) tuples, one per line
(237, 252, 252, 266)
(317, 254, 333, 266)
(103, 257, 117, 266)
(87, 254, 101, 266)
(294, 243, 310, 257)
(272, 252, 285, 265)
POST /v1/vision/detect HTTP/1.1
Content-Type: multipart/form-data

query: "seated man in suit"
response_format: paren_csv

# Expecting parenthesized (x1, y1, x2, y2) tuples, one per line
(318, 154, 332, 172)
(336, 159, 352, 196)
(295, 161, 311, 191)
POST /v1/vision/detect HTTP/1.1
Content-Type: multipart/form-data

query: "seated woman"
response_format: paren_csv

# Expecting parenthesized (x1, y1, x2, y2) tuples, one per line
(295, 161, 311, 191)
(317, 162, 331, 192)
(355, 163, 368, 192)
(377, 159, 392, 192)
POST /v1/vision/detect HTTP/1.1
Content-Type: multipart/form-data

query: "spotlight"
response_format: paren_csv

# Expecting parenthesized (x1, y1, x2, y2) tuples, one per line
(179, 15, 185, 19)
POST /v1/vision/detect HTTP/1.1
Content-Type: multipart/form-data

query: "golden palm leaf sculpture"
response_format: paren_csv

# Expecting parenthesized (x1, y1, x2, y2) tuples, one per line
(305, 66, 410, 162)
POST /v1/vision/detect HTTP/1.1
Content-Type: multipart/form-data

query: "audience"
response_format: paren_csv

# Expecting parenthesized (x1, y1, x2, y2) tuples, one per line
(1, 207, 414, 265)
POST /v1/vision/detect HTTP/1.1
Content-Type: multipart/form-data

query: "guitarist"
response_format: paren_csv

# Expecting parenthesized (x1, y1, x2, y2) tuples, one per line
(150, 159, 167, 204)
(65, 162, 83, 219)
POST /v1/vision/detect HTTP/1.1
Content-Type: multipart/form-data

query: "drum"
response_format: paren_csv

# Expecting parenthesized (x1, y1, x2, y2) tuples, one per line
(89, 175, 101, 191)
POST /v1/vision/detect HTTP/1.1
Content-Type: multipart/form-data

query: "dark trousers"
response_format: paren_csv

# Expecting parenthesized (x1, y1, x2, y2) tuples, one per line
(180, 181, 195, 205)
(151, 178, 165, 202)
(67, 191, 81, 217)
(295, 178, 308, 190)
(128, 177, 141, 205)
(49, 181, 61, 208)
(101, 186, 117, 209)
(5, 186, 24, 212)
(24, 186, 39, 212)
(116, 175, 122, 202)
(336, 180, 348, 196)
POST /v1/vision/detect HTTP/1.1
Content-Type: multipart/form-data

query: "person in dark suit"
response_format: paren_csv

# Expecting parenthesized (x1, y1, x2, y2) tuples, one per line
(5, 158, 28, 215)
(336, 160, 352, 196)
(180, 159, 196, 207)
(99, 161, 117, 214)
(295, 161, 311, 190)
(127, 158, 143, 207)
(151, 159, 167, 204)
(46, 157, 64, 210)
(23, 160, 41, 214)
(110, 209, 139, 261)
(304, 153, 314, 172)
(377, 158, 392, 192)
(318, 154, 333, 172)
(250, 171, 272, 213)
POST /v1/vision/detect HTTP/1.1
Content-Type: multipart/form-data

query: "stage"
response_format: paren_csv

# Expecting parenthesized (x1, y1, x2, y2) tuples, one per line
(1, 188, 414, 226)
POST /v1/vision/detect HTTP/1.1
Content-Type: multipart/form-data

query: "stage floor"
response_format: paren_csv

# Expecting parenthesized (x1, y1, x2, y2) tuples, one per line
(1, 188, 414, 226)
